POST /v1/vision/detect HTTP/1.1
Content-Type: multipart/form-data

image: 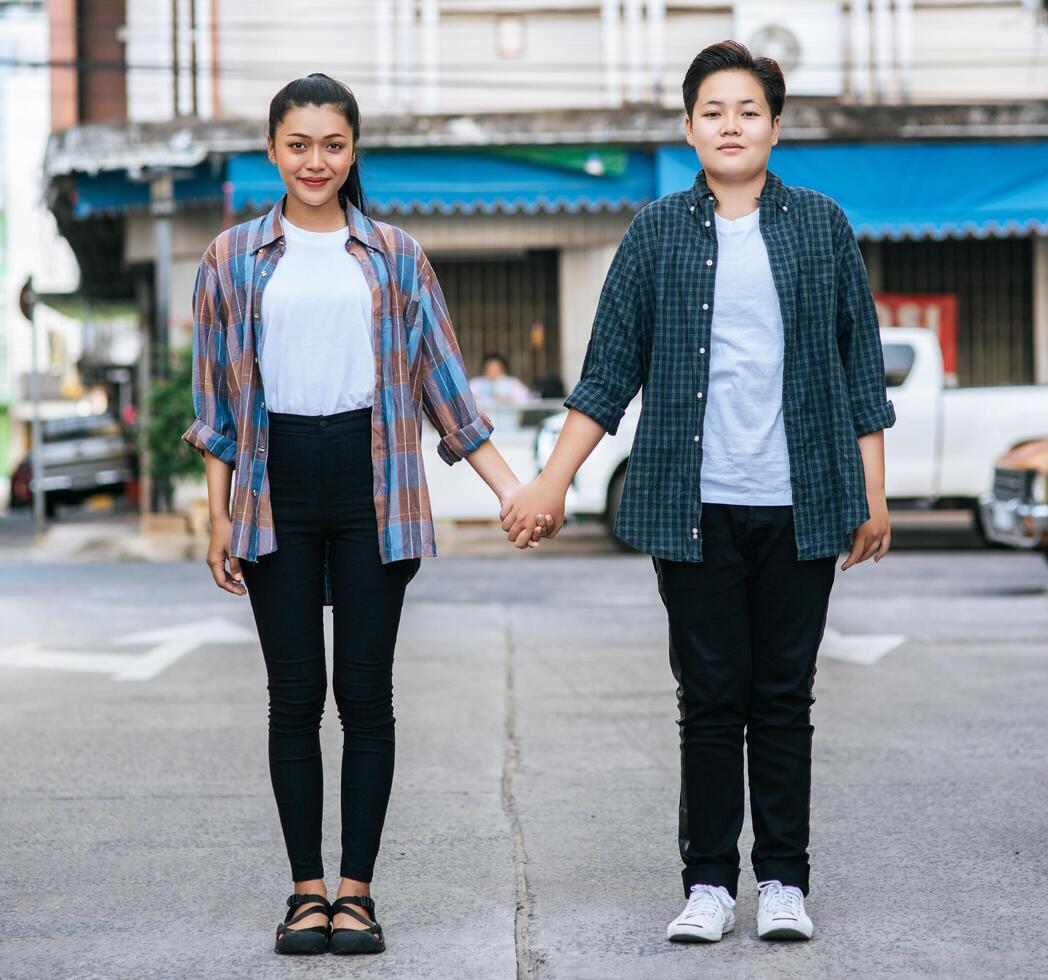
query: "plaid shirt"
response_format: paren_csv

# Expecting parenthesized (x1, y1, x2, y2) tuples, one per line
(565, 169, 896, 562)
(182, 195, 493, 589)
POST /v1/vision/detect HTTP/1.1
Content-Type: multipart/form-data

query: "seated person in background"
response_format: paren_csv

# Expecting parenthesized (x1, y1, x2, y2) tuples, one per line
(469, 353, 533, 407)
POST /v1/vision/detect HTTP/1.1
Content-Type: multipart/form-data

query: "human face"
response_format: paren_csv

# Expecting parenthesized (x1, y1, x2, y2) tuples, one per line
(483, 358, 506, 381)
(684, 69, 780, 182)
(267, 103, 355, 210)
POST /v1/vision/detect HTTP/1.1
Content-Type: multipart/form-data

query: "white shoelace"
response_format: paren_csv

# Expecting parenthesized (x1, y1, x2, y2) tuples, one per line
(680, 885, 732, 924)
(759, 881, 804, 919)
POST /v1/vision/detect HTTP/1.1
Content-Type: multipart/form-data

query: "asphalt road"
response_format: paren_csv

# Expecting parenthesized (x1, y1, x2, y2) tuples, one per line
(1, 544, 1046, 979)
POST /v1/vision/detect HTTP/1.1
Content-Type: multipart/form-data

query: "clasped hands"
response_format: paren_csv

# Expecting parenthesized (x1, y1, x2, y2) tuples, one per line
(499, 474, 566, 549)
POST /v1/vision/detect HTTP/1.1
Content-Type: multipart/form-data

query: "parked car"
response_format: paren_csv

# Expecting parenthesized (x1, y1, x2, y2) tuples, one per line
(9, 413, 136, 516)
(978, 441, 1048, 558)
(535, 328, 1048, 543)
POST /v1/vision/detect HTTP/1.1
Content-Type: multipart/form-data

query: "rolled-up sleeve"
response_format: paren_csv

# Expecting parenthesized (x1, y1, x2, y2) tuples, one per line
(833, 208, 897, 438)
(564, 221, 653, 436)
(416, 248, 494, 465)
(181, 249, 238, 466)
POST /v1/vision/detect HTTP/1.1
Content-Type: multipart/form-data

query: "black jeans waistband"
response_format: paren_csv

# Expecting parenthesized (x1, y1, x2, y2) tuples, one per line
(267, 406, 372, 430)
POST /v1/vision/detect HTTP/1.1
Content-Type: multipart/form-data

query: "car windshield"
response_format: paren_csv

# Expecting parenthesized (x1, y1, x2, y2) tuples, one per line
(883, 344, 915, 388)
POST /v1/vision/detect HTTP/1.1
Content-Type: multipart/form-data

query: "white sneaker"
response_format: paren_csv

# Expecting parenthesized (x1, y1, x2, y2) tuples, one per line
(667, 884, 736, 943)
(756, 880, 814, 940)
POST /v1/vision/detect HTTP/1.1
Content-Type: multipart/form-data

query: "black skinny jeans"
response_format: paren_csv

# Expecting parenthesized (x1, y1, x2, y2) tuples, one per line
(654, 503, 836, 899)
(241, 407, 420, 883)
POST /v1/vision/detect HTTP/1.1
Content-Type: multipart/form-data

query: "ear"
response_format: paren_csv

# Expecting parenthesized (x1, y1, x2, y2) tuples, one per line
(266, 136, 275, 164)
(683, 112, 695, 148)
(770, 115, 781, 148)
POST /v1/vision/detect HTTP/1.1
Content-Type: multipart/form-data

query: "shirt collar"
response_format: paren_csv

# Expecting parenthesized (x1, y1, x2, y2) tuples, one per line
(686, 168, 791, 209)
(249, 194, 386, 254)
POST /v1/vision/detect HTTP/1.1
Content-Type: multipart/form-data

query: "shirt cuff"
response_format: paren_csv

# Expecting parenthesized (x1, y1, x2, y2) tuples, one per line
(853, 399, 897, 438)
(182, 419, 237, 466)
(564, 383, 622, 435)
(437, 411, 494, 465)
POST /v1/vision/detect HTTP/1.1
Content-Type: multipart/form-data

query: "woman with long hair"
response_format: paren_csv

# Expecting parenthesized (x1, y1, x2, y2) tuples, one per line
(182, 73, 542, 956)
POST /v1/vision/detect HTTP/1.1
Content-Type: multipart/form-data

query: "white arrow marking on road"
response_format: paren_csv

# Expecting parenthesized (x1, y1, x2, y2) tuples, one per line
(820, 626, 906, 666)
(0, 618, 256, 682)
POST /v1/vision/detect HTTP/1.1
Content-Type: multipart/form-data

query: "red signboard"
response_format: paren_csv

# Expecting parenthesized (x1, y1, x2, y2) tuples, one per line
(874, 293, 958, 381)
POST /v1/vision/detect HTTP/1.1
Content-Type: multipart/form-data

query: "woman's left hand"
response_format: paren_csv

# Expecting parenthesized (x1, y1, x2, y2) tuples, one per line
(841, 493, 891, 571)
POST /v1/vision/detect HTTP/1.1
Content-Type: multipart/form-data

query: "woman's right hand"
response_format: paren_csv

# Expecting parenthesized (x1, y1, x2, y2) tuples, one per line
(207, 514, 247, 596)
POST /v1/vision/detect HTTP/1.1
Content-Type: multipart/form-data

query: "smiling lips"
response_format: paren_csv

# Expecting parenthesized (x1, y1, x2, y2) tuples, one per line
(299, 176, 330, 186)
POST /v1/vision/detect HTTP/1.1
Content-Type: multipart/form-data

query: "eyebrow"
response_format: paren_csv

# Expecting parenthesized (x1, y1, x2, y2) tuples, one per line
(701, 99, 760, 107)
(286, 132, 348, 139)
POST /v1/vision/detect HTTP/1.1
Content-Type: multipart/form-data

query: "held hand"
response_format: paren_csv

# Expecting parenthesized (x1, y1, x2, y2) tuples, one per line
(841, 492, 891, 571)
(207, 515, 247, 595)
(499, 474, 566, 548)
(498, 480, 548, 549)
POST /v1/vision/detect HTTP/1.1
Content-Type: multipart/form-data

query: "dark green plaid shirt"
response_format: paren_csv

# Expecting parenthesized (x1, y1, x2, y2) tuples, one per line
(565, 169, 896, 562)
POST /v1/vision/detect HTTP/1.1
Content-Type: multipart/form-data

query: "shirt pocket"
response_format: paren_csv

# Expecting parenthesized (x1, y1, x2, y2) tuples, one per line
(800, 253, 837, 331)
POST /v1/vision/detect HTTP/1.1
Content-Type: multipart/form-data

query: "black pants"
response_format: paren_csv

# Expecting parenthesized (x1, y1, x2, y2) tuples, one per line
(653, 504, 836, 899)
(241, 407, 420, 883)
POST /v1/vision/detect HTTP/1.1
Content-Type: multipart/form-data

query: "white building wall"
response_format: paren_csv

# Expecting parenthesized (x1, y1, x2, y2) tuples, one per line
(1, 7, 80, 488)
(126, 0, 176, 122)
(909, 4, 1048, 102)
(118, 1, 1048, 120)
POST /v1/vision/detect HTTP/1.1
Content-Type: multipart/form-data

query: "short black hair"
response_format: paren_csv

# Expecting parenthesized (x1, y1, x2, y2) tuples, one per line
(482, 352, 510, 371)
(682, 40, 786, 120)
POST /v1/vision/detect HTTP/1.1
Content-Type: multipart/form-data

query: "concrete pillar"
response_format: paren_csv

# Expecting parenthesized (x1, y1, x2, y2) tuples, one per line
(872, 0, 893, 101)
(559, 244, 618, 389)
(1034, 235, 1048, 384)
(848, 0, 870, 102)
(601, 0, 622, 108)
(395, 0, 416, 113)
(647, 0, 666, 104)
(377, 0, 394, 112)
(421, 0, 439, 115)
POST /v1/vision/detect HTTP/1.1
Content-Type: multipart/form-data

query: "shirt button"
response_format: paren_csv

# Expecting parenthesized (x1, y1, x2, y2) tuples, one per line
(782, 205, 789, 212)
(697, 392, 703, 399)
(693, 435, 699, 442)
(691, 527, 698, 534)
(260, 270, 268, 277)
(704, 220, 711, 227)
(689, 205, 695, 212)
(252, 489, 257, 497)
(706, 259, 713, 267)
(702, 303, 709, 311)
(699, 347, 706, 354)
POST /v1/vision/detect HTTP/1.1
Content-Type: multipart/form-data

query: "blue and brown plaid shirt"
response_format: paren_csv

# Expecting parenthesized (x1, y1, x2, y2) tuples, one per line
(182, 195, 493, 580)
(565, 168, 896, 562)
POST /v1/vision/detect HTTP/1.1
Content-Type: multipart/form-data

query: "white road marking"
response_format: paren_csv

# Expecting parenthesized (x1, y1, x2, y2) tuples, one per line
(0, 618, 256, 682)
(820, 626, 907, 665)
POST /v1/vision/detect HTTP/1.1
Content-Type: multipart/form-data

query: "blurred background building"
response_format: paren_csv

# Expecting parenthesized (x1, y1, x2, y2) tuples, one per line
(3, 0, 1048, 506)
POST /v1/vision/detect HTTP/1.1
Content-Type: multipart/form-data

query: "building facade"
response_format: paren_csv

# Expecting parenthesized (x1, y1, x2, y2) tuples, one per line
(38, 0, 1048, 438)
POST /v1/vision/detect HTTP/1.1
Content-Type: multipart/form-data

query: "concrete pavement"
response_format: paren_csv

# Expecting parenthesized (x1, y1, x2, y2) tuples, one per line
(0, 545, 1046, 979)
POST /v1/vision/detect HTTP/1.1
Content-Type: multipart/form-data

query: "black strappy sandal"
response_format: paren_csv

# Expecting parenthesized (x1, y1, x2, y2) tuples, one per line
(329, 895, 386, 955)
(274, 893, 331, 955)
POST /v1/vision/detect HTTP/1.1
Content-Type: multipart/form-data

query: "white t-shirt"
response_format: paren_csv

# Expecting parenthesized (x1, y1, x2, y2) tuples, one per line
(699, 207, 793, 506)
(258, 214, 375, 415)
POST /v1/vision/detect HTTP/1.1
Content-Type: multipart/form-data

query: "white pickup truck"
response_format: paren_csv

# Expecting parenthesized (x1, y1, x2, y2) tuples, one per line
(535, 328, 1048, 541)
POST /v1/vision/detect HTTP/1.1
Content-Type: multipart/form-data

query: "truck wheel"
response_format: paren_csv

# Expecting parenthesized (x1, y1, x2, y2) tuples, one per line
(605, 467, 639, 553)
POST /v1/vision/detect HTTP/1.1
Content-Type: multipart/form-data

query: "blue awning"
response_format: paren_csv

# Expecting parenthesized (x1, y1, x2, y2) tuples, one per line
(72, 165, 222, 219)
(656, 142, 1048, 240)
(227, 148, 655, 215)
